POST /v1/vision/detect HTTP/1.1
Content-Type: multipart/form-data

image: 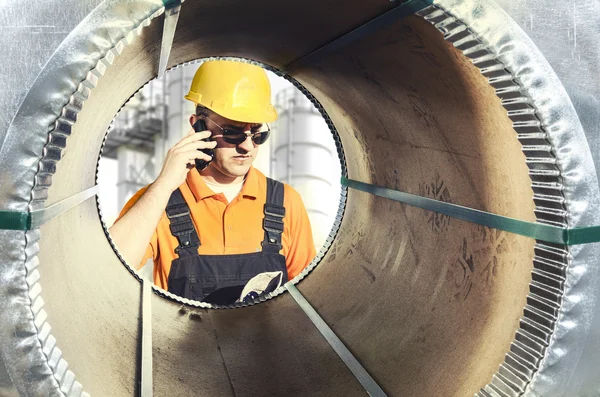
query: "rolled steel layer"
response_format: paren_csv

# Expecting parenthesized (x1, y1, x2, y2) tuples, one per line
(1, 1, 600, 396)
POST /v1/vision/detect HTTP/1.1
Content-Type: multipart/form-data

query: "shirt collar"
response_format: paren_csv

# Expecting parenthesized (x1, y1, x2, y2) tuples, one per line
(186, 166, 260, 202)
(239, 167, 259, 199)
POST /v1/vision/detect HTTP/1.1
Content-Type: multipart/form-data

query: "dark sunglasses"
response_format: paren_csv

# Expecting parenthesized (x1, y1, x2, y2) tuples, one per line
(205, 116, 271, 146)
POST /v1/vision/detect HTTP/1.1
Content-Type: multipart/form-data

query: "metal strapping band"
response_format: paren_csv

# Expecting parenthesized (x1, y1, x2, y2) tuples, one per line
(283, 0, 434, 73)
(141, 278, 153, 397)
(342, 177, 600, 245)
(158, 0, 182, 77)
(0, 185, 99, 230)
(286, 283, 388, 397)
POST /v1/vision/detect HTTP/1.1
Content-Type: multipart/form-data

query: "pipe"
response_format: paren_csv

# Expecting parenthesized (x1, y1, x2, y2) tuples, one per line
(1, 1, 600, 396)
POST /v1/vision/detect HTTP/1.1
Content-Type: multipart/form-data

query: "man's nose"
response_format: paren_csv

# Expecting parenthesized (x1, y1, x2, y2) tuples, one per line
(238, 133, 254, 152)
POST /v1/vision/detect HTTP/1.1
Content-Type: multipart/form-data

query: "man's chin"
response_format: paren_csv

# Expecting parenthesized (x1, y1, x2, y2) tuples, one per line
(224, 163, 252, 178)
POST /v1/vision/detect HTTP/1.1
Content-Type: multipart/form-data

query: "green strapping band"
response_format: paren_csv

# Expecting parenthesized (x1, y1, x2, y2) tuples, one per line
(342, 177, 600, 246)
(0, 211, 31, 231)
(0, 186, 99, 231)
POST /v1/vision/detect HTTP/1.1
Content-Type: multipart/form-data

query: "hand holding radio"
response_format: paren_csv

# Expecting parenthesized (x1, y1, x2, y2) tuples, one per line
(154, 120, 217, 193)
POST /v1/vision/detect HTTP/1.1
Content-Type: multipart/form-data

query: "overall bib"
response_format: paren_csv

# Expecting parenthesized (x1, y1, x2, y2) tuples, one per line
(165, 178, 288, 305)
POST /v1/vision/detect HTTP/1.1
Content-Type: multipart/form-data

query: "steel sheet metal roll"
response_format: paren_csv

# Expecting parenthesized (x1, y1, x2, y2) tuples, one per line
(1, 0, 600, 396)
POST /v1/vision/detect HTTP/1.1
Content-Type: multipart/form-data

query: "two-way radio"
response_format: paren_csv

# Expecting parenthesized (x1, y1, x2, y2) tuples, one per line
(193, 119, 214, 170)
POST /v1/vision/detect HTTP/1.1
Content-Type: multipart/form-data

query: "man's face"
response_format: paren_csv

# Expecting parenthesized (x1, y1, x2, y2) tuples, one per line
(192, 112, 265, 180)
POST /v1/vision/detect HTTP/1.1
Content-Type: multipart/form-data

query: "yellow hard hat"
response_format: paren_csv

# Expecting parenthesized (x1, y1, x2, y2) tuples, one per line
(185, 60, 278, 123)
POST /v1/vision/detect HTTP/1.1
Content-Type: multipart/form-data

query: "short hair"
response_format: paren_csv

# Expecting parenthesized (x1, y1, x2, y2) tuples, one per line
(195, 105, 211, 117)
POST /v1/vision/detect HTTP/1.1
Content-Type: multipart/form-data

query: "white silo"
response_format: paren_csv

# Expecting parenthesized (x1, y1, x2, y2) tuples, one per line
(272, 86, 341, 250)
(154, 64, 196, 165)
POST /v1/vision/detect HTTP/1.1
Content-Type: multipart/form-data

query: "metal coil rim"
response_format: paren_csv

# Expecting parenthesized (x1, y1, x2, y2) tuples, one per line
(2, 0, 599, 395)
(421, 0, 600, 395)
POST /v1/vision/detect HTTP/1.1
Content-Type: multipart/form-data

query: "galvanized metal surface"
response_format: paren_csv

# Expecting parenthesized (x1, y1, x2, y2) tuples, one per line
(0, 1, 165, 395)
(494, 0, 600, 190)
(423, 3, 600, 396)
(1, 0, 600, 396)
(0, 356, 19, 397)
(489, 3, 600, 395)
(0, 0, 104, 151)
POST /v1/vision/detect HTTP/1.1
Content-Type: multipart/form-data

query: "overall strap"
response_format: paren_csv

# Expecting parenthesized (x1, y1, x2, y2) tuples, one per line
(166, 188, 200, 258)
(262, 178, 286, 253)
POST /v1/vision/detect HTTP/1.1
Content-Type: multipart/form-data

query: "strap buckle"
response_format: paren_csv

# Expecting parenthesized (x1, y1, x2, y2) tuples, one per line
(167, 210, 190, 219)
(264, 203, 285, 218)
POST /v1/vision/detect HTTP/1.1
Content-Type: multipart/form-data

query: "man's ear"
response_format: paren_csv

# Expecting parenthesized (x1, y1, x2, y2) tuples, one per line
(189, 114, 198, 127)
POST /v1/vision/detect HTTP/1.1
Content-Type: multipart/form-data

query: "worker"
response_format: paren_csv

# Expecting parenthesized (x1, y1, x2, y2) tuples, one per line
(109, 60, 316, 305)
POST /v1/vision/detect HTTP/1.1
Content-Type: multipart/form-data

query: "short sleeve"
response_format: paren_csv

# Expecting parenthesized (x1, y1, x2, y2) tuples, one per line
(282, 185, 317, 279)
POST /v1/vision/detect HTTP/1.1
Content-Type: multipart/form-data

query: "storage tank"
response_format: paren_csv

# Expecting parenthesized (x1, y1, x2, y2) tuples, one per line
(159, 64, 196, 163)
(272, 86, 342, 249)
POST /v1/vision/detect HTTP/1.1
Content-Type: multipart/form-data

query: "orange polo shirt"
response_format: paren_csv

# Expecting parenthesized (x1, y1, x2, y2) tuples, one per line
(117, 167, 316, 290)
